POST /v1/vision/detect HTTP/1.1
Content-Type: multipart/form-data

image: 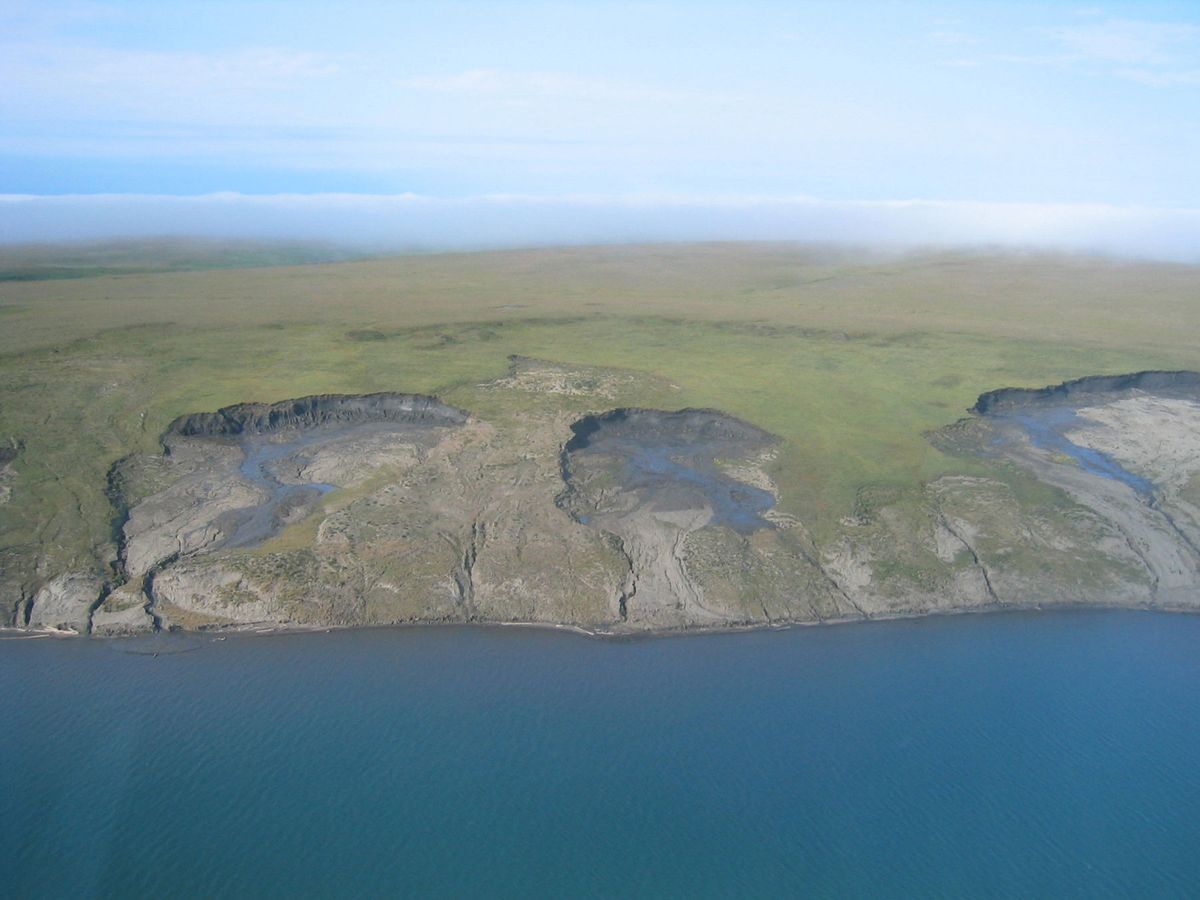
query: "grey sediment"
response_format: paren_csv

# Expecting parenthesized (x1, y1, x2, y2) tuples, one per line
(93, 391, 472, 633)
(558, 406, 779, 532)
(558, 406, 782, 623)
(140, 557, 174, 632)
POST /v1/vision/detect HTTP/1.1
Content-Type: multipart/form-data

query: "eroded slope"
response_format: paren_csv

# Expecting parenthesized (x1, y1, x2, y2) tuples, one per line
(956, 373, 1200, 607)
(560, 407, 855, 627)
(8, 360, 1200, 637)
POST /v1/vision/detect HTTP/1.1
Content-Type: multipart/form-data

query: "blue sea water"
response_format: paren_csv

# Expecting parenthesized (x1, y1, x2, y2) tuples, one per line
(4, 611, 1200, 898)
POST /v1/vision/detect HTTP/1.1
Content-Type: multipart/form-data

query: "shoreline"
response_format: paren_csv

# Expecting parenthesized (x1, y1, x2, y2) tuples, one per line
(3, 598, 1195, 644)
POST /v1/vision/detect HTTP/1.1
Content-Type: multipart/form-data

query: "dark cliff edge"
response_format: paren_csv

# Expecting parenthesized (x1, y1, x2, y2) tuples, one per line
(972, 371, 1200, 416)
(166, 393, 470, 438)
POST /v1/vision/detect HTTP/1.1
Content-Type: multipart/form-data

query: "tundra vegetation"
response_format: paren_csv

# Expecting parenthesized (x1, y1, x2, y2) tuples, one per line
(1, 242, 1198, 634)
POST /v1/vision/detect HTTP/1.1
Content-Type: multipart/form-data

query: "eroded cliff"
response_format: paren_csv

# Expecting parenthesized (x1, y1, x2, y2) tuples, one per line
(7, 363, 1200, 637)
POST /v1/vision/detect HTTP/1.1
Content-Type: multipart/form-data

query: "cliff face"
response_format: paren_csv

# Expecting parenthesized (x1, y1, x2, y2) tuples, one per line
(972, 371, 1200, 415)
(167, 393, 468, 438)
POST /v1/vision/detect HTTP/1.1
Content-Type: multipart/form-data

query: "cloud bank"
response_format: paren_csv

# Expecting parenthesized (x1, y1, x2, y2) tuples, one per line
(1, 192, 1197, 262)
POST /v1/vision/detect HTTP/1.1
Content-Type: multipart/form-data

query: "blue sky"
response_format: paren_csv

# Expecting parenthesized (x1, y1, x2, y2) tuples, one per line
(1, 1, 1198, 252)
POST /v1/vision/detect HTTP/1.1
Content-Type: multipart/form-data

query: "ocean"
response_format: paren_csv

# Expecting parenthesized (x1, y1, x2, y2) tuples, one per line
(4, 610, 1199, 897)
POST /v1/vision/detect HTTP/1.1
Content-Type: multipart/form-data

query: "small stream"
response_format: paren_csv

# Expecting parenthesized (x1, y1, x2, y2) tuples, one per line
(219, 421, 440, 548)
(563, 409, 777, 533)
(222, 431, 339, 548)
(1001, 406, 1154, 496)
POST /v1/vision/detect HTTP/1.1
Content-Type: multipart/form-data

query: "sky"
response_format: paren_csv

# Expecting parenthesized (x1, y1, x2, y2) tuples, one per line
(1, 0, 1198, 256)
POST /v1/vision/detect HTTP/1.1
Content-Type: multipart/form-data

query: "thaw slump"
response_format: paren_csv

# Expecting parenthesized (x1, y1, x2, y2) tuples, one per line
(560, 408, 781, 627)
(166, 393, 469, 436)
(561, 408, 778, 533)
(108, 392, 469, 634)
(158, 394, 469, 552)
(963, 371, 1200, 607)
(972, 371, 1200, 497)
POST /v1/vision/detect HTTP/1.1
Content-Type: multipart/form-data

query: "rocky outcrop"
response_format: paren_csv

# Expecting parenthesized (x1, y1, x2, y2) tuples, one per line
(90, 583, 156, 636)
(24, 572, 104, 633)
(0, 440, 18, 506)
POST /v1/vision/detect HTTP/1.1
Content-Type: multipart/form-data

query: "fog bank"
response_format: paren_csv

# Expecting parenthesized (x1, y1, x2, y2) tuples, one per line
(2, 193, 1198, 263)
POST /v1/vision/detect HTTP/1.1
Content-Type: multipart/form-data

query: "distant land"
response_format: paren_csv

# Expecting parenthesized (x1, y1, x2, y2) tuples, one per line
(0, 237, 364, 283)
(2, 241, 1198, 635)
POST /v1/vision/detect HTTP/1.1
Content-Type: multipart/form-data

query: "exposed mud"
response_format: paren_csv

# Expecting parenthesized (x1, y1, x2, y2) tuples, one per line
(213, 424, 353, 549)
(988, 406, 1155, 496)
(561, 408, 778, 534)
(155, 393, 469, 553)
(960, 371, 1200, 607)
(13, 363, 1200, 640)
(106, 392, 471, 631)
(559, 408, 785, 627)
(971, 372, 1200, 495)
